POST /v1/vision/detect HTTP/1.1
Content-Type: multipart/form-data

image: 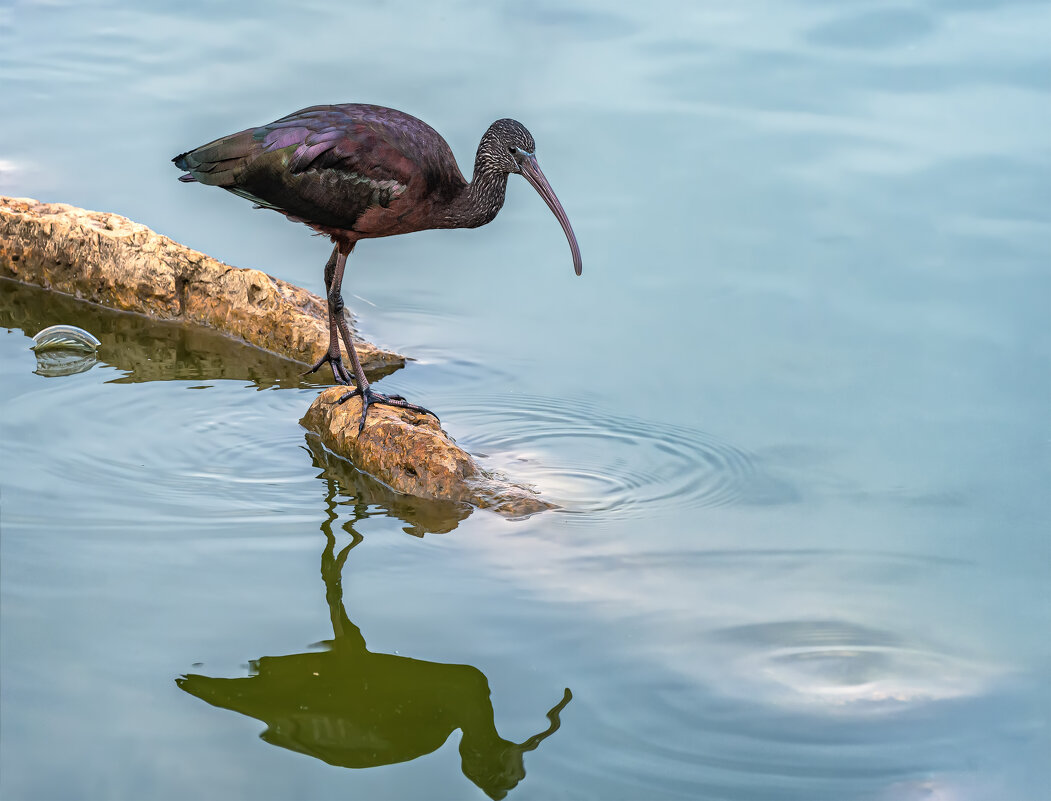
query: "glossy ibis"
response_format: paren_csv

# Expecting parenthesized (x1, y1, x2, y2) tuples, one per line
(173, 104, 582, 431)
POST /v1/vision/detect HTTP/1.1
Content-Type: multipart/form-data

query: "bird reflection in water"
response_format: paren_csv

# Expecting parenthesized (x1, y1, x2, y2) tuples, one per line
(177, 443, 571, 799)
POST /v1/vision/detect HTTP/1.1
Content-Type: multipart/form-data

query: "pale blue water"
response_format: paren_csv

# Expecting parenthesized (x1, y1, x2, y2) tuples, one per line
(1, 1, 1049, 799)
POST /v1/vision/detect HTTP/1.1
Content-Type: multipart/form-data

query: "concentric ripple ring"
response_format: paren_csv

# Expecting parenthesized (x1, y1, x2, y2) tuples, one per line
(446, 394, 765, 519)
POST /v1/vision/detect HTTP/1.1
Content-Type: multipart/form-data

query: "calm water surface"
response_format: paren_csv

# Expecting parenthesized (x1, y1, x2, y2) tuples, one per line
(2, 1, 1049, 799)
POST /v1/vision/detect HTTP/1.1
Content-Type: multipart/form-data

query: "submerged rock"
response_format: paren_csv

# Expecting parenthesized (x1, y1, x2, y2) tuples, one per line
(302, 388, 556, 519)
(0, 196, 402, 374)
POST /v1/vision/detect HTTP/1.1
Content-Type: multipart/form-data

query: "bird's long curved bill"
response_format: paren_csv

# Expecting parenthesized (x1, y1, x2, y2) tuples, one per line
(520, 156, 583, 276)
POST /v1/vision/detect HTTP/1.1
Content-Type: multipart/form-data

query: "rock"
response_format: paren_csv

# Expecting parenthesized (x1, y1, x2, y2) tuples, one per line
(303, 433, 474, 536)
(0, 196, 403, 375)
(2, 196, 557, 519)
(302, 388, 556, 519)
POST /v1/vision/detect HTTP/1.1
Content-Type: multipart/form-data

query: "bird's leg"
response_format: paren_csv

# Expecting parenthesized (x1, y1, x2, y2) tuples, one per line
(335, 313, 439, 432)
(325, 250, 439, 433)
(304, 244, 353, 385)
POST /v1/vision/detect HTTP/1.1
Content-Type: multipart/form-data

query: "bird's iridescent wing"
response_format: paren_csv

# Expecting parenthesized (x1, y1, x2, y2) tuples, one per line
(174, 104, 461, 232)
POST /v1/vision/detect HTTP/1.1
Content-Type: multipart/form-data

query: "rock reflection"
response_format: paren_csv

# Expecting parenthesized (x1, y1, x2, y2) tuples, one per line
(0, 277, 398, 387)
(302, 432, 473, 536)
(177, 472, 571, 799)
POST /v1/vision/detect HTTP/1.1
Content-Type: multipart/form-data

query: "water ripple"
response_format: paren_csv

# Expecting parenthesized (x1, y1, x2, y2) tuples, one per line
(444, 394, 790, 519)
(3, 376, 319, 532)
(709, 619, 996, 711)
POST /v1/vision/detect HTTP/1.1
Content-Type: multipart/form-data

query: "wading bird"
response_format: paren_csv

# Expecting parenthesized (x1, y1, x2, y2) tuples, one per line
(173, 104, 582, 431)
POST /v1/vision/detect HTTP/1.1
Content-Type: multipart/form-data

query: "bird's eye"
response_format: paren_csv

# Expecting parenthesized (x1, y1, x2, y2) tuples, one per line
(508, 146, 518, 155)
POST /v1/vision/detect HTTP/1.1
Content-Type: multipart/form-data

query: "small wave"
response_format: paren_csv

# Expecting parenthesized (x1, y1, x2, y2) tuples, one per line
(709, 619, 995, 711)
(443, 394, 785, 519)
(17, 380, 318, 530)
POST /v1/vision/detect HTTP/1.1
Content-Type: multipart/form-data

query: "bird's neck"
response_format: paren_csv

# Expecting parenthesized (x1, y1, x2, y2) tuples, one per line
(439, 157, 508, 229)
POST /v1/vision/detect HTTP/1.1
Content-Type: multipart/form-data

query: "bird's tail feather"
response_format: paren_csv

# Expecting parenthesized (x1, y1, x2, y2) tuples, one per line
(172, 129, 258, 188)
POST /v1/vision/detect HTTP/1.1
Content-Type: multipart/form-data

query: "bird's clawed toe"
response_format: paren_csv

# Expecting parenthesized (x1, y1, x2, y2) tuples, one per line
(304, 352, 353, 385)
(337, 386, 439, 433)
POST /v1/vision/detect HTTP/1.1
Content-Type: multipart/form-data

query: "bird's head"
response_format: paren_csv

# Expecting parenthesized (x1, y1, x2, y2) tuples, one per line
(481, 118, 582, 276)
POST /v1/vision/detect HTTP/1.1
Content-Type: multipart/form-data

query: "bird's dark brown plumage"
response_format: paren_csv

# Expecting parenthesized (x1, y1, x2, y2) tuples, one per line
(174, 103, 581, 431)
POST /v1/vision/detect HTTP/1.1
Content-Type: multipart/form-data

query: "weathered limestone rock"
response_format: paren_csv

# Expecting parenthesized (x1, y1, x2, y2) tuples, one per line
(0, 196, 402, 374)
(302, 388, 556, 519)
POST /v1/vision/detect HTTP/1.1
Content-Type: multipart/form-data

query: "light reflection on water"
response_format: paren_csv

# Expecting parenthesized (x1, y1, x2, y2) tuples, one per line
(2, 0, 1049, 798)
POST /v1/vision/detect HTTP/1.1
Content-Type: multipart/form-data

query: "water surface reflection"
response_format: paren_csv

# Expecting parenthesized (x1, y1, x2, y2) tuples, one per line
(178, 471, 570, 799)
(0, 277, 398, 387)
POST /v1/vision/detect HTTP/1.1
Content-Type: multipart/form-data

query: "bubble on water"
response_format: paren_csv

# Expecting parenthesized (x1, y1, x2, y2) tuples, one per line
(31, 324, 102, 352)
(31, 324, 102, 376)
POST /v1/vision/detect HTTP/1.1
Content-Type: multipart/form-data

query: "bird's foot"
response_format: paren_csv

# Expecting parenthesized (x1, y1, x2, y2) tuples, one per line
(304, 352, 353, 385)
(338, 385, 439, 433)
